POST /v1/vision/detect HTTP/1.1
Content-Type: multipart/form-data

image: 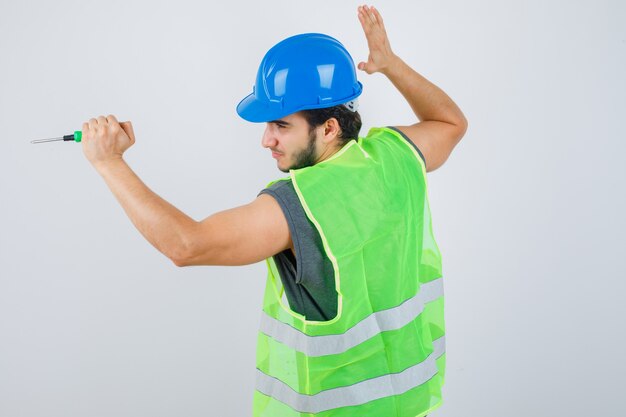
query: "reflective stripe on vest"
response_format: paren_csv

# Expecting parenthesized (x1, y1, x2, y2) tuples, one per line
(259, 277, 444, 356)
(256, 335, 445, 414)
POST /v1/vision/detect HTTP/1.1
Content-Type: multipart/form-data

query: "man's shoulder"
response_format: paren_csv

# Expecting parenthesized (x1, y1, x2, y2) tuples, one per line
(257, 177, 303, 220)
(361, 126, 426, 165)
(258, 177, 295, 198)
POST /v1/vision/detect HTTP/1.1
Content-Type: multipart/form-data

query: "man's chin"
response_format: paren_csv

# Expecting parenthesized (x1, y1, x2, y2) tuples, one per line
(277, 161, 290, 173)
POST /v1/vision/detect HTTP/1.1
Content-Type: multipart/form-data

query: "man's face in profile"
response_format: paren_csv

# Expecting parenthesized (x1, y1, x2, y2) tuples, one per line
(261, 112, 320, 172)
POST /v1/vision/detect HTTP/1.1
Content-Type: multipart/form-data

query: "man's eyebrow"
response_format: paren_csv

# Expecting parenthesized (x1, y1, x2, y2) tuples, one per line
(268, 120, 291, 126)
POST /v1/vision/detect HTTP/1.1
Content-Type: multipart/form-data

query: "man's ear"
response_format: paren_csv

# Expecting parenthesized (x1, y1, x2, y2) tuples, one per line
(323, 117, 341, 143)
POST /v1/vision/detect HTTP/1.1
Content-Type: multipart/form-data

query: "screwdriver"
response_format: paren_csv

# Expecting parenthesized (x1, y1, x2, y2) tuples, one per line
(31, 131, 82, 144)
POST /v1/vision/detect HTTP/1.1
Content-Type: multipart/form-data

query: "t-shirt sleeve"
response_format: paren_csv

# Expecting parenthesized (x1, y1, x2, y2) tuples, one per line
(257, 178, 338, 321)
(257, 179, 305, 284)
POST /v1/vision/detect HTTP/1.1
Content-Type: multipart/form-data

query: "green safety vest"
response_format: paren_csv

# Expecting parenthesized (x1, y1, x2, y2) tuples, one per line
(254, 127, 446, 417)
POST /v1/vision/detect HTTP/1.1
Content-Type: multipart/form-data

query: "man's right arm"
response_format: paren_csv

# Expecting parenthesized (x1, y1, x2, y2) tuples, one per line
(357, 5, 468, 172)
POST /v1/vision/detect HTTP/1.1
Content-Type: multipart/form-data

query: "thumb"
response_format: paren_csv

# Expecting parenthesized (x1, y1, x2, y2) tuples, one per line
(120, 121, 135, 143)
(358, 61, 374, 74)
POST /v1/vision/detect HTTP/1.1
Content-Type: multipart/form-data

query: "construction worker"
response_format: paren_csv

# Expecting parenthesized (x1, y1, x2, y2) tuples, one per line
(80, 4, 467, 416)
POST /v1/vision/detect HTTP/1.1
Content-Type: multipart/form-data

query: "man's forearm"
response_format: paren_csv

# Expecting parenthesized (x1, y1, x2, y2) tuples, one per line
(93, 158, 196, 263)
(382, 55, 467, 127)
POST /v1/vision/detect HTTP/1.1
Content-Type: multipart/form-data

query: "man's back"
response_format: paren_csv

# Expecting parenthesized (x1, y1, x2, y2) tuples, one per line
(258, 125, 429, 322)
(254, 125, 446, 416)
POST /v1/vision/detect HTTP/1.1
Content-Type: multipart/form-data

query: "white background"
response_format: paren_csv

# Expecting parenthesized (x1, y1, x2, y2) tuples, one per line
(1, 0, 624, 416)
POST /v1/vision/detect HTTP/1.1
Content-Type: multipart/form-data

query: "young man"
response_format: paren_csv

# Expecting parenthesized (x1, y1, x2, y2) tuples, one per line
(81, 5, 467, 416)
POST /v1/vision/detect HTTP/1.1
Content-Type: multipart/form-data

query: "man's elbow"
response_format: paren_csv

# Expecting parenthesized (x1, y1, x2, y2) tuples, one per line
(167, 225, 205, 267)
(454, 117, 468, 141)
(446, 116, 467, 141)
(425, 121, 468, 173)
(169, 242, 223, 267)
(170, 251, 191, 267)
(171, 255, 189, 267)
(168, 242, 196, 267)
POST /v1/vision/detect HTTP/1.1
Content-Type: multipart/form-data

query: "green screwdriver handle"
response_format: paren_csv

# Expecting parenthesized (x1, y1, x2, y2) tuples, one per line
(63, 130, 82, 143)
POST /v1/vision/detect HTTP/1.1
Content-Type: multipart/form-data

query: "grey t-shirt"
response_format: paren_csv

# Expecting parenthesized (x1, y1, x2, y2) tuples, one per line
(258, 179, 337, 321)
(258, 126, 426, 322)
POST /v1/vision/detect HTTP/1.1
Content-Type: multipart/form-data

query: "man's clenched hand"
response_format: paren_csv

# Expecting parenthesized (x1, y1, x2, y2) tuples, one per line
(81, 115, 135, 170)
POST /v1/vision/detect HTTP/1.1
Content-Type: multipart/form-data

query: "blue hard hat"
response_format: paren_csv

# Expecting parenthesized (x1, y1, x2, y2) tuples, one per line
(236, 33, 363, 123)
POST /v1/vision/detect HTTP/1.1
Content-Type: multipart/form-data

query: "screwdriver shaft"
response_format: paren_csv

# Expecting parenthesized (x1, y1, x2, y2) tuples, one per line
(31, 137, 64, 144)
(31, 131, 80, 144)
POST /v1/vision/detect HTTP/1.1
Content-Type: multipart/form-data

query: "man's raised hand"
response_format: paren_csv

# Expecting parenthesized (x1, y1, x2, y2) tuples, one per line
(357, 5, 397, 75)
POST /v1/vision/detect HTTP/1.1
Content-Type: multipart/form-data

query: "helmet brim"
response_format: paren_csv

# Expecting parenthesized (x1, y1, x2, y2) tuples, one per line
(236, 93, 285, 123)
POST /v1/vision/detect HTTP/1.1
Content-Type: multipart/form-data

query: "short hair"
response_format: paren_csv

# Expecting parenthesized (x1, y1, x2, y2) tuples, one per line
(299, 105, 362, 146)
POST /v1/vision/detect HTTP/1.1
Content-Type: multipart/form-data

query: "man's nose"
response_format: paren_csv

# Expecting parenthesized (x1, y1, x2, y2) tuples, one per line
(261, 128, 277, 149)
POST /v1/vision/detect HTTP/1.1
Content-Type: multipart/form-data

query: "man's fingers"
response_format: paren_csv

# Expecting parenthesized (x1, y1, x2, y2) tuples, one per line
(371, 6, 385, 28)
(106, 114, 123, 134)
(357, 6, 377, 50)
(358, 5, 386, 39)
(357, 4, 391, 75)
(360, 5, 377, 25)
(357, 5, 372, 28)
(367, 6, 377, 24)
(357, 6, 368, 29)
(106, 114, 119, 125)
(84, 115, 130, 134)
